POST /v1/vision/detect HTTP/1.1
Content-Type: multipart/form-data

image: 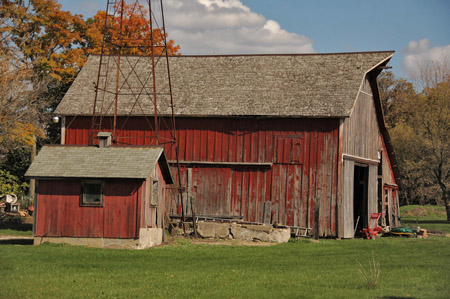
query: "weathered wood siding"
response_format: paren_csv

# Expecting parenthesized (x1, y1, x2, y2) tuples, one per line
(65, 116, 340, 236)
(141, 163, 167, 229)
(341, 76, 400, 237)
(35, 179, 143, 238)
(342, 77, 380, 160)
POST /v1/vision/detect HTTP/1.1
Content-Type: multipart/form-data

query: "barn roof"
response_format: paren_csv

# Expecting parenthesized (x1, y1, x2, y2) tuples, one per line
(55, 51, 393, 118)
(25, 145, 173, 183)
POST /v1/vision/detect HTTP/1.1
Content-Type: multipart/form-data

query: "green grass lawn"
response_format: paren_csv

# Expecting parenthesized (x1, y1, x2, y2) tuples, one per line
(400, 205, 450, 233)
(1, 236, 449, 299)
(0, 222, 32, 236)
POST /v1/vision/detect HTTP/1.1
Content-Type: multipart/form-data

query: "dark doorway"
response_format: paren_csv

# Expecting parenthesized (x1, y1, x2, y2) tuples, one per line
(353, 165, 369, 233)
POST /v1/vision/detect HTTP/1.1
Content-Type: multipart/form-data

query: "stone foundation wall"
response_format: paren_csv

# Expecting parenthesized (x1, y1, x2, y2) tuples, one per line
(34, 228, 163, 249)
(196, 221, 290, 243)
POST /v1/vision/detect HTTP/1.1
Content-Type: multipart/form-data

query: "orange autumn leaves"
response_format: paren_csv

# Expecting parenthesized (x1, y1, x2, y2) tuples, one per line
(1, 0, 180, 154)
(1, 0, 180, 84)
(87, 1, 180, 56)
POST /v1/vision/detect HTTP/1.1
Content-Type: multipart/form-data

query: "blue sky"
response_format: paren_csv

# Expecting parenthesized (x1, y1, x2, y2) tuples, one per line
(58, 0, 450, 78)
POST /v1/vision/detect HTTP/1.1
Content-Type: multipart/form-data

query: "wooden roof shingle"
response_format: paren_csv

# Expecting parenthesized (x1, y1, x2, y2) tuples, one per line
(55, 52, 393, 118)
(25, 146, 173, 183)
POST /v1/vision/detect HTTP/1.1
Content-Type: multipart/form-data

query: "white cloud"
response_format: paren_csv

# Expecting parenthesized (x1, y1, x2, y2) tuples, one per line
(403, 39, 450, 75)
(163, 0, 315, 55)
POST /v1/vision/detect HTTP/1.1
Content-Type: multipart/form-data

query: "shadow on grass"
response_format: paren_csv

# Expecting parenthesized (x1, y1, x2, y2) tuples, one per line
(0, 238, 33, 245)
(0, 222, 33, 231)
(401, 220, 450, 224)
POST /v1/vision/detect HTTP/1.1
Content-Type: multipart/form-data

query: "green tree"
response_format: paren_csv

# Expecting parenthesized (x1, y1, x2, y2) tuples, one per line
(410, 61, 450, 219)
(0, 169, 28, 197)
(381, 61, 450, 219)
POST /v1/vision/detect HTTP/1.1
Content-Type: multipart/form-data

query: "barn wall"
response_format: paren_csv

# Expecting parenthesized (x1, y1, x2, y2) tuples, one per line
(379, 138, 400, 227)
(342, 77, 380, 160)
(341, 76, 400, 237)
(35, 179, 142, 238)
(141, 163, 167, 230)
(65, 116, 340, 236)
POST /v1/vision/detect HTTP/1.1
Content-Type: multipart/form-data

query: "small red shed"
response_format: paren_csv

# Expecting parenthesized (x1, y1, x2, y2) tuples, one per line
(25, 136, 172, 249)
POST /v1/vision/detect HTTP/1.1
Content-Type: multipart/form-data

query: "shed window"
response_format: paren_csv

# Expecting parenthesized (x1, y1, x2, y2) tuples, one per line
(151, 179, 159, 207)
(81, 181, 104, 207)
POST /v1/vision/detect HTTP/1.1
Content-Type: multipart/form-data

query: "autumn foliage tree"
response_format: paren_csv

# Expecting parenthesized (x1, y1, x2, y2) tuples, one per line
(86, 1, 180, 56)
(1, 0, 180, 194)
(380, 59, 450, 220)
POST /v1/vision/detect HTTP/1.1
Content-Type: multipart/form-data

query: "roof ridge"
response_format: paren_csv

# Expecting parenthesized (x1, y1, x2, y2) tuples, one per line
(88, 50, 395, 59)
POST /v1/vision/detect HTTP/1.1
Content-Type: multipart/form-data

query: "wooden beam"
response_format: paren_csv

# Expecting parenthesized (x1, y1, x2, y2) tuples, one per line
(342, 154, 379, 166)
(168, 160, 273, 167)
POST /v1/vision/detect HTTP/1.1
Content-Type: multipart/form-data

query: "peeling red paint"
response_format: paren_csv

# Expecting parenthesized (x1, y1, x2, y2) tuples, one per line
(65, 116, 340, 236)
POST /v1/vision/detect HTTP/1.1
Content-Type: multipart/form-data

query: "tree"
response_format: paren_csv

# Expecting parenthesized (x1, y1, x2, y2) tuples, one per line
(409, 61, 450, 220)
(85, 0, 180, 56)
(1, 0, 88, 84)
(0, 54, 45, 158)
(378, 71, 416, 129)
(380, 61, 450, 219)
(0, 169, 28, 197)
(1, 0, 180, 178)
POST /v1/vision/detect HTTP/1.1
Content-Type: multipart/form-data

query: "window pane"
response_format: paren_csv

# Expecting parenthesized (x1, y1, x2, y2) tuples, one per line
(83, 183, 103, 205)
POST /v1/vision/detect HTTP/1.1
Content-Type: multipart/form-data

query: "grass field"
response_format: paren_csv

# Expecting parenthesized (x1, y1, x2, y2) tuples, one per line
(1, 236, 449, 298)
(0, 206, 449, 298)
(400, 205, 450, 234)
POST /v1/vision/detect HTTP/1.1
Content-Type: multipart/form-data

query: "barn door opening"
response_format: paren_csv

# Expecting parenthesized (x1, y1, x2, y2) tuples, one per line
(353, 164, 368, 233)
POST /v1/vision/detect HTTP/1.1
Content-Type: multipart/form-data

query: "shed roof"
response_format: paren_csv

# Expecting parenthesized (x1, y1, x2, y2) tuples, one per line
(25, 146, 173, 183)
(55, 51, 393, 118)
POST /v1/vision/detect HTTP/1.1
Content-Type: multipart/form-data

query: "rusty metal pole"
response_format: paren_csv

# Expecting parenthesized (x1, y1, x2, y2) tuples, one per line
(113, 0, 125, 140)
(159, 0, 186, 234)
(90, 0, 115, 145)
(148, 0, 160, 144)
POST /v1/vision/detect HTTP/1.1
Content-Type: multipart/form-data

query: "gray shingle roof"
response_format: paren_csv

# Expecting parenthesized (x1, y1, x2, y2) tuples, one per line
(55, 52, 393, 118)
(25, 146, 173, 182)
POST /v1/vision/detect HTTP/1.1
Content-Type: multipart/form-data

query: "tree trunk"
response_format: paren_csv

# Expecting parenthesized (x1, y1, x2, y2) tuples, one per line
(442, 189, 450, 221)
(445, 196, 450, 222)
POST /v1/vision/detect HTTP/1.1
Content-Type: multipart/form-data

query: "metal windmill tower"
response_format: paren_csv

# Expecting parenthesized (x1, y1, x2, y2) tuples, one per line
(90, 0, 178, 145)
(90, 0, 186, 231)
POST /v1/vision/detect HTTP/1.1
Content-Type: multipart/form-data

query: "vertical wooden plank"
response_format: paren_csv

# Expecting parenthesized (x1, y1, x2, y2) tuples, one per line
(200, 123, 208, 161)
(308, 130, 318, 229)
(193, 120, 201, 161)
(258, 130, 265, 163)
(233, 169, 243, 216)
(185, 124, 193, 161)
(285, 164, 295, 226)
(236, 120, 244, 163)
(301, 130, 311, 228)
(271, 165, 280, 224)
(214, 120, 223, 162)
(337, 119, 345, 238)
(207, 119, 215, 162)
(222, 121, 229, 162)
(178, 126, 186, 161)
(368, 164, 378, 220)
(343, 159, 355, 238)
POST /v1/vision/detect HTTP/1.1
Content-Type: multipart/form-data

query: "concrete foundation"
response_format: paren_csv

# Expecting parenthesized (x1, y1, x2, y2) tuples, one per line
(34, 228, 163, 249)
(197, 221, 290, 243)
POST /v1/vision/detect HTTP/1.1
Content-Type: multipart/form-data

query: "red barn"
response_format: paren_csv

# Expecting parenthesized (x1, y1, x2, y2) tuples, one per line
(54, 51, 400, 238)
(25, 136, 173, 249)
